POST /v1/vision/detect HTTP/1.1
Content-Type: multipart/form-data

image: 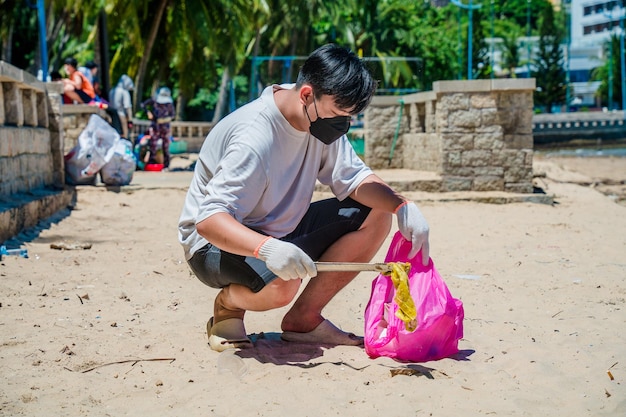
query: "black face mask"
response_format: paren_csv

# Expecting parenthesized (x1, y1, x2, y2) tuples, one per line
(305, 98, 351, 145)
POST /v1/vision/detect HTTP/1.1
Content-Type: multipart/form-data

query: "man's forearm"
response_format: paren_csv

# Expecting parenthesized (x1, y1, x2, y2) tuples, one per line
(196, 212, 268, 257)
(350, 174, 405, 213)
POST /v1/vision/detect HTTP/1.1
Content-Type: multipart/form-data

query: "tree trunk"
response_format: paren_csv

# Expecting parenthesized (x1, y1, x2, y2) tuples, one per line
(1, 22, 13, 62)
(212, 67, 230, 124)
(176, 94, 187, 121)
(48, 10, 69, 72)
(134, 0, 169, 112)
(286, 33, 298, 82)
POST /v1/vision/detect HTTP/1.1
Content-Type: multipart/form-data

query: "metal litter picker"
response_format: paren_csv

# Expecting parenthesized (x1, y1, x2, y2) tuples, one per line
(315, 262, 394, 274)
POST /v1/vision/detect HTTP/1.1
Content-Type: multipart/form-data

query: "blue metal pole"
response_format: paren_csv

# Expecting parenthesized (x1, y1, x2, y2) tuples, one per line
(451, 0, 482, 80)
(609, 35, 614, 110)
(565, 1, 571, 111)
(604, 9, 615, 110)
(490, 0, 494, 79)
(458, 8, 463, 80)
(229, 79, 236, 113)
(468, 0, 474, 80)
(37, 0, 48, 81)
(619, 0, 626, 111)
(249, 57, 259, 101)
(526, 0, 531, 78)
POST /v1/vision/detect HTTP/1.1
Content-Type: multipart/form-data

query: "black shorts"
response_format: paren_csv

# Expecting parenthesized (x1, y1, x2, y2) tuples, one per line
(187, 197, 371, 293)
(76, 89, 93, 103)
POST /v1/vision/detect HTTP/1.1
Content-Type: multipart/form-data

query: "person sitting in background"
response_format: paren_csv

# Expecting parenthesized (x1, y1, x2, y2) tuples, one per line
(141, 87, 175, 169)
(109, 74, 135, 140)
(62, 57, 96, 104)
(136, 126, 166, 167)
(79, 61, 101, 97)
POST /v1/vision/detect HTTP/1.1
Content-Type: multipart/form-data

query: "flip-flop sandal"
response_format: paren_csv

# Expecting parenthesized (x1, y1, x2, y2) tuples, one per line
(207, 317, 253, 352)
(281, 319, 364, 346)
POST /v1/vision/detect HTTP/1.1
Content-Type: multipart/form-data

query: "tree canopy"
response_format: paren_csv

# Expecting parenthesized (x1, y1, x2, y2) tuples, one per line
(532, 2, 567, 112)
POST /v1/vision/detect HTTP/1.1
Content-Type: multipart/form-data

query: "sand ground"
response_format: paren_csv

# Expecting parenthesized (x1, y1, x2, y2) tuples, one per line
(1, 154, 624, 416)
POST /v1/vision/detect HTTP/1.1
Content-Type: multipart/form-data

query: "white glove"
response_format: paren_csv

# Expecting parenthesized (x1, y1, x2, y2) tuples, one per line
(256, 238, 318, 281)
(396, 202, 430, 265)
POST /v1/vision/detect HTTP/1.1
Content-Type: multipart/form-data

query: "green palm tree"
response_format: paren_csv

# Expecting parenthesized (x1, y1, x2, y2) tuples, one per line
(106, 0, 259, 115)
(201, 0, 267, 120)
(532, 3, 566, 112)
(106, 0, 168, 111)
(499, 25, 522, 78)
(592, 34, 623, 109)
(389, 2, 459, 89)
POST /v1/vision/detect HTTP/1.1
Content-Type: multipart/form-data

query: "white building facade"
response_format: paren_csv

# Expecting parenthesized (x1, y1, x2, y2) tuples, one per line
(568, 0, 625, 107)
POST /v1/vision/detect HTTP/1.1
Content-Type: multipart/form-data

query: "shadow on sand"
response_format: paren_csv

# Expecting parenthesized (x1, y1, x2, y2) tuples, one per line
(233, 332, 474, 373)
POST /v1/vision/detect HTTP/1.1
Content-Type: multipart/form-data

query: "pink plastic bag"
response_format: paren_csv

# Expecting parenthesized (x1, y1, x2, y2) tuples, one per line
(364, 232, 464, 362)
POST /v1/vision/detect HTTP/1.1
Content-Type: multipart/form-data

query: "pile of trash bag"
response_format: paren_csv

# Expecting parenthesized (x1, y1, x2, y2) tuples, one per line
(65, 114, 137, 186)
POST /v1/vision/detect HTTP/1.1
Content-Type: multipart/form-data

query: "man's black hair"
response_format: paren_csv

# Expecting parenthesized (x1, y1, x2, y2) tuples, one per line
(64, 57, 78, 68)
(296, 44, 377, 114)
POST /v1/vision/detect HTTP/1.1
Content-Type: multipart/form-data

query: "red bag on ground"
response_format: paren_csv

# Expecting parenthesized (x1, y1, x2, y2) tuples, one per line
(364, 231, 464, 362)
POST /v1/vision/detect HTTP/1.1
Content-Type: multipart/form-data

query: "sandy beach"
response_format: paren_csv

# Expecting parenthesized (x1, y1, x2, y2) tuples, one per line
(1, 154, 625, 416)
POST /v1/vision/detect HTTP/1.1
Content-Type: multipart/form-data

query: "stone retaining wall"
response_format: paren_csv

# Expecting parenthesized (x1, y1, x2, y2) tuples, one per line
(0, 61, 58, 195)
(364, 79, 536, 193)
(0, 61, 75, 243)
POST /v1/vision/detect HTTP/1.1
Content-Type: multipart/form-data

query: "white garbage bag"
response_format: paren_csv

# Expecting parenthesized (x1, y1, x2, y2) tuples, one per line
(64, 145, 97, 185)
(65, 114, 120, 185)
(100, 139, 136, 186)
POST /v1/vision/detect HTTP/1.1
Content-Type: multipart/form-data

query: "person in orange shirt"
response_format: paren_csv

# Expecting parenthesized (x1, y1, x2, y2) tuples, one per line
(62, 57, 96, 104)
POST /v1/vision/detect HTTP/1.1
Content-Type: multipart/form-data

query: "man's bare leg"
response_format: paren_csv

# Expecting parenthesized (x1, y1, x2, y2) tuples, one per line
(281, 209, 392, 333)
(213, 277, 301, 323)
(63, 89, 81, 103)
(213, 209, 391, 330)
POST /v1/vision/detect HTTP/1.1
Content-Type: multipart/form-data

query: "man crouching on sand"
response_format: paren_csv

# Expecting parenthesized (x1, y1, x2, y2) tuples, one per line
(178, 44, 430, 352)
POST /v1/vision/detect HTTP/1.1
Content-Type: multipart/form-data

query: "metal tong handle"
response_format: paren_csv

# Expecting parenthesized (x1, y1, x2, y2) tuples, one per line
(314, 262, 392, 273)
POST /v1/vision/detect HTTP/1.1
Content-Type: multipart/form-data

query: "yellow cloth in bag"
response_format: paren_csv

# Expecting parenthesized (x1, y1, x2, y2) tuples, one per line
(384, 262, 417, 332)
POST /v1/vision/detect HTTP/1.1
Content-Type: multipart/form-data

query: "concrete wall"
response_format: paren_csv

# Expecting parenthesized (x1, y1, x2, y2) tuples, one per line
(364, 79, 536, 193)
(0, 61, 74, 243)
(0, 61, 58, 195)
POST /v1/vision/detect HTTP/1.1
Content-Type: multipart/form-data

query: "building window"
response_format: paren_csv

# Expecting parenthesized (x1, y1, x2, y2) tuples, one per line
(583, 20, 619, 35)
(569, 69, 593, 83)
(583, 1, 621, 16)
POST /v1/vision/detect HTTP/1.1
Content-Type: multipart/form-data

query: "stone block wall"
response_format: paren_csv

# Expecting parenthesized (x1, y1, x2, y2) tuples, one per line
(402, 132, 441, 172)
(364, 79, 535, 193)
(0, 61, 60, 196)
(47, 83, 65, 187)
(0, 62, 78, 243)
(364, 99, 407, 169)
